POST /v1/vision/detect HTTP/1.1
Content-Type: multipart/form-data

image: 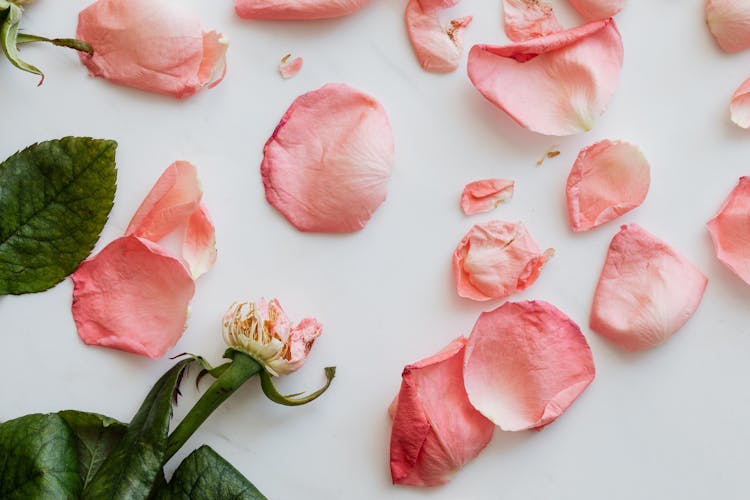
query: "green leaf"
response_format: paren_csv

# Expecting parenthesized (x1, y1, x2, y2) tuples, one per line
(0, 137, 117, 295)
(155, 446, 266, 500)
(0, 413, 82, 499)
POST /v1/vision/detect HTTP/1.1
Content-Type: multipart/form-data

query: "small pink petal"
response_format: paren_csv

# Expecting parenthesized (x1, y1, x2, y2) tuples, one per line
(390, 338, 495, 487)
(235, 0, 369, 20)
(707, 177, 750, 284)
(590, 224, 707, 351)
(198, 31, 228, 89)
(182, 203, 217, 280)
(706, 0, 750, 53)
(406, 0, 473, 73)
(467, 19, 624, 136)
(279, 55, 303, 79)
(730, 77, 750, 128)
(566, 140, 650, 232)
(460, 179, 515, 215)
(568, 0, 623, 21)
(503, 0, 563, 42)
(261, 83, 394, 233)
(463, 300, 595, 431)
(284, 317, 323, 371)
(453, 220, 553, 301)
(71, 236, 196, 359)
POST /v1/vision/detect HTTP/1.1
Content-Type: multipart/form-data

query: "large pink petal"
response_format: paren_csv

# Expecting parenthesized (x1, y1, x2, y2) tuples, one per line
(453, 221, 553, 301)
(591, 224, 707, 351)
(460, 179, 514, 215)
(568, 0, 623, 21)
(235, 0, 369, 20)
(730, 77, 750, 128)
(566, 140, 650, 232)
(71, 236, 196, 359)
(390, 338, 495, 487)
(406, 0, 473, 73)
(467, 19, 623, 136)
(182, 203, 217, 280)
(503, 0, 563, 42)
(706, 0, 750, 53)
(707, 177, 750, 284)
(261, 83, 394, 233)
(463, 300, 595, 431)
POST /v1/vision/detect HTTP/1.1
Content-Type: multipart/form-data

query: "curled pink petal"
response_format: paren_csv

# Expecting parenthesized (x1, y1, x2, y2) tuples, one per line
(390, 338, 495, 487)
(406, 0, 473, 73)
(706, 0, 750, 53)
(503, 0, 563, 42)
(566, 140, 650, 232)
(182, 203, 217, 280)
(279, 55, 303, 79)
(235, 0, 369, 20)
(464, 300, 595, 431)
(261, 83, 394, 233)
(467, 19, 624, 136)
(730, 77, 750, 128)
(71, 236, 195, 359)
(568, 0, 623, 21)
(460, 179, 514, 215)
(591, 224, 707, 351)
(77, 0, 227, 98)
(707, 177, 750, 284)
(453, 220, 553, 301)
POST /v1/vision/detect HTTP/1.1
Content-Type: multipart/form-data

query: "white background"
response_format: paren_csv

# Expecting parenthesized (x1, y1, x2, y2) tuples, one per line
(1, 0, 749, 498)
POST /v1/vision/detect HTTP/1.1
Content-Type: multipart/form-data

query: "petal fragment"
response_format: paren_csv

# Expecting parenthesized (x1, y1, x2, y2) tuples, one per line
(706, 0, 750, 53)
(453, 220, 553, 301)
(730, 77, 750, 128)
(463, 300, 595, 431)
(279, 54, 303, 79)
(467, 19, 624, 136)
(590, 224, 707, 351)
(707, 177, 750, 284)
(406, 0, 473, 73)
(460, 179, 514, 215)
(261, 83, 394, 233)
(503, 0, 563, 42)
(390, 338, 495, 487)
(235, 0, 369, 20)
(568, 0, 623, 21)
(182, 203, 217, 280)
(566, 140, 650, 232)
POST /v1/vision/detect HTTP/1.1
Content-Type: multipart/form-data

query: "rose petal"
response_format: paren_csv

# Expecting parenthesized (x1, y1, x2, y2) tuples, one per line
(279, 55, 303, 79)
(566, 140, 650, 232)
(235, 0, 369, 20)
(467, 19, 624, 136)
(182, 203, 217, 280)
(77, 0, 226, 98)
(590, 224, 707, 351)
(390, 338, 495, 487)
(453, 220, 553, 301)
(460, 179, 515, 215)
(463, 300, 595, 431)
(706, 0, 750, 53)
(730, 77, 750, 128)
(261, 83, 394, 233)
(503, 0, 563, 42)
(406, 0, 473, 73)
(568, 0, 623, 21)
(707, 177, 750, 284)
(71, 236, 196, 359)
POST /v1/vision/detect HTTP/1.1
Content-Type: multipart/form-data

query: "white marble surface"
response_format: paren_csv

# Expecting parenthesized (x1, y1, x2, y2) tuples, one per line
(2, 0, 750, 498)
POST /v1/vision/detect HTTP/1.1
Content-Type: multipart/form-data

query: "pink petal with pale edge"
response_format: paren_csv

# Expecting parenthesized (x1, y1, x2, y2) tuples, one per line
(235, 0, 369, 20)
(279, 56, 303, 79)
(730, 77, 750, 128)
(464, 300, 595, 431)
(77, 0, 226, 98)
(453, 220, 553, 301)
(390, 338, 495, 487)
(503, 0, 563, 42)
(467, 19, 623, 136)
(707, 177, 750, 284)
(590, 224, 707, 351)
(406, 0, 473, 73)
(568, 0, 623, 21)
(706, 0, 750, 53)
(182, 203, 217, 280)
(71, 236, 195, 359)
(566, 139, 650, 232)
(460, 179, 515, 215)
(262, 83, 394, 233)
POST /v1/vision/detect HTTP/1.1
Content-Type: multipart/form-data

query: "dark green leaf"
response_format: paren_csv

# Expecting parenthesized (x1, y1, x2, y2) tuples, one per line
(0, 137, 117, 295)
(0, 413, 82, 499)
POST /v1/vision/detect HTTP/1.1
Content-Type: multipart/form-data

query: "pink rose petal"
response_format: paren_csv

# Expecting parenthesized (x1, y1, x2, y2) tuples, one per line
(568, 0, 623, 21)
(406, 0, 473, 73)
(503, 0, 563, 42)
(77, 0, 227, 98)
(460, 179, 515, 215)
(182, 203, 217, 280)
(706, 0, 750, 53)
(279, 55, 303, 79)
(730, 77, 750, 128)
(590, 224, 707, 351)
(566, 140, 650, 232)
(261, 83, 394, 233)
(463, 300, 595, 431)
(390, 338, 495, 487)
(707, 177, 750, 284)
(71, 236, 196, 359)
(467, 19, 623, 136)
(235, 0, 369, 20)
(453, 220, 553, 301)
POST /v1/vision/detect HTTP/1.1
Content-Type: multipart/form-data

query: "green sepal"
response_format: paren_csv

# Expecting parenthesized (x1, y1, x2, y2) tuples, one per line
(260, 366, 336, 407)
(16, 33, 93, 55)
(0, 2, 43, 83)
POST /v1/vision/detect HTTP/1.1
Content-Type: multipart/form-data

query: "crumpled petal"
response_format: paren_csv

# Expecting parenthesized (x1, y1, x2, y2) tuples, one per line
(182, 203, 217, 280)
(453, 220, 553, 301)
(406, 0, 473, 73)
(566, 140, 650, 232)
(463, 300, 595, 431)
(77, 0, 227, 98)
(460, 179, 514, 215)
(706, 0, 750, 53)
(730, 77, 750, 128)
(707, 177, 750, 284)
(390, 338, 495, 487)
(235, 0, 369, 20)
(261, 83, 394, 233)
(568, 0, 623, 21)
(503, 0, 563, 42)
(71, 236, 196, 359)
(590, 224, 707, 351)
(279, 55, 303, 79)
(467, 19, 623, 136)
